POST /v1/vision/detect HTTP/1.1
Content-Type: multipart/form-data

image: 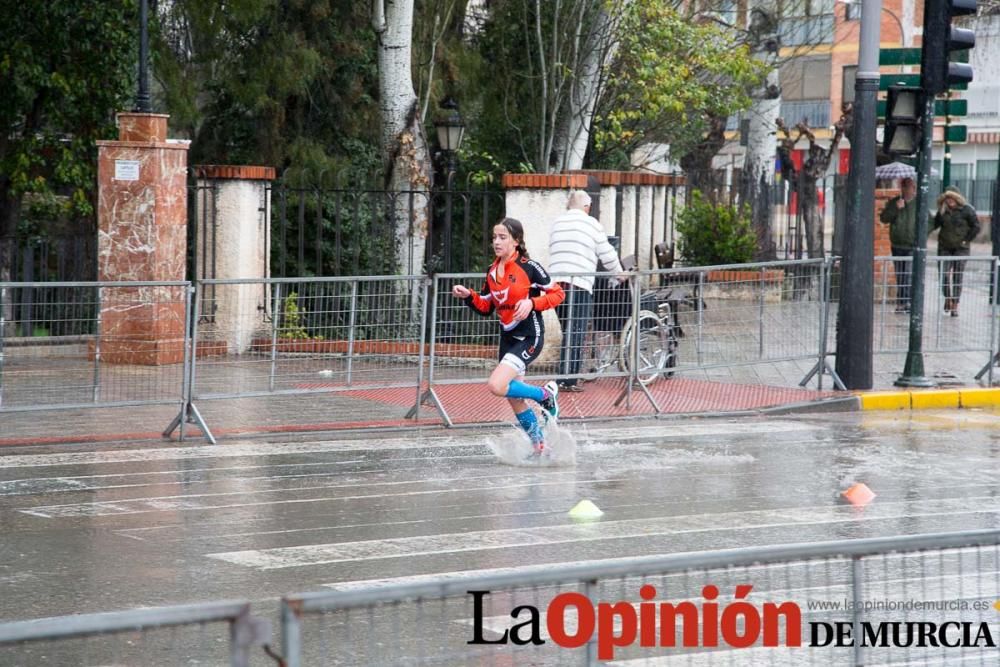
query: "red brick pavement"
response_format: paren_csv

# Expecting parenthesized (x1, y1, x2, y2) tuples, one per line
(0, 377, 835, 447)
(334, 377, 837, 425)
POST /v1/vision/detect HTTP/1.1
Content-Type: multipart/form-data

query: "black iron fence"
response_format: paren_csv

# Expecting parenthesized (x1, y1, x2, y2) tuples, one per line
(0, 235, 97, 337)
(3, 172, 997, 337)
(679, 172, 998, 262)
(267, 181, 505, 278)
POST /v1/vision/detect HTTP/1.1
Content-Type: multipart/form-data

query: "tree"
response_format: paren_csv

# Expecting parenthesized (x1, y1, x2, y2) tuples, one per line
(373, 0, 432, 276)
(467, 0, 615, 173)
(467, 0, 764, 175)
(154, 0, 380, 173)
(591, 1, 768, 172)
(775, 107, 850, 259)
(0, 0, 135, 275)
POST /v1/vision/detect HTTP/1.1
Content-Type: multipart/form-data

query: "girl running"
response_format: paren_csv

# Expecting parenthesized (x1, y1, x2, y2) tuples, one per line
(452, 217, 564, 457)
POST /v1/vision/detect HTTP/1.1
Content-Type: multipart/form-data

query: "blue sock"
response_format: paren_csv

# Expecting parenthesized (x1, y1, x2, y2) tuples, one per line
(506, 379, 545, 402)
(515, 408, 544, 445)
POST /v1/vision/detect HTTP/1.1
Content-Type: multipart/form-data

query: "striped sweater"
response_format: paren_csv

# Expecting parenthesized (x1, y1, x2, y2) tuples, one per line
(547, 208, 623, 293)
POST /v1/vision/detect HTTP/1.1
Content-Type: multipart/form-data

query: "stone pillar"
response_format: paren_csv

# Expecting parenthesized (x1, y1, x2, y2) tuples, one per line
(96, 113, 189, 365)
(194, 165, 275, 354)
(619, 182, 638, 262)
(652, 185, 666, 258)
(501, 173, 590, 361)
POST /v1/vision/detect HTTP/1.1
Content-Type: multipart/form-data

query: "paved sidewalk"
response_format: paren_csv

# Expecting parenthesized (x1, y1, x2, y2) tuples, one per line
(0, 374, 839, 447)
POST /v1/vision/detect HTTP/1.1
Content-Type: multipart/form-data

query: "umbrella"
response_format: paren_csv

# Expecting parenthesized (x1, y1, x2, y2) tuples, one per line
(875, 161, 915, 179)
(874, 161, 939, 179)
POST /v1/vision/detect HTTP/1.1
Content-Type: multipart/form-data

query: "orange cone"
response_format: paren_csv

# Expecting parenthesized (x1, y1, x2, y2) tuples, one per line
(842, 483, 876, 507)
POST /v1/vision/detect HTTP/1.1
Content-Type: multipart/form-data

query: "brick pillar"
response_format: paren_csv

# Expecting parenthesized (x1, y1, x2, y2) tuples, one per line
(96, 113, 189, 365)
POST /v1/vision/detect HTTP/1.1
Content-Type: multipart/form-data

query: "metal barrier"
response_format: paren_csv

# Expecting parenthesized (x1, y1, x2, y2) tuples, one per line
(182, 276, 429, 435)
(647, 259, 835, 387)
(278, 528, 1000, 665)
(0, 599, 271, 666)
(3, 257, 1000, 442)
(416, 271, 659, 425)
(0, 281, 191, 423)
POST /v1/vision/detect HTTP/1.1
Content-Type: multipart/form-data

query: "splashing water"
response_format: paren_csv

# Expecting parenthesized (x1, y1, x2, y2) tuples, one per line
(487, 421, 577, 467)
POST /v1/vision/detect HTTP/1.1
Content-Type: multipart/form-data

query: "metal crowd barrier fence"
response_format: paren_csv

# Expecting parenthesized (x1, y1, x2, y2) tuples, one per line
(874, 256, 999, 355)
(4, 258, 1000, 442)
(0, 599, 271, 666)
(646, 258, 836, 388)
(278, 528, 1000, 666)
(181, 276, 429, 437)
(868, 255, 1000, 385)
(0, 281, 191, 422)
(416, 272, 655, 424)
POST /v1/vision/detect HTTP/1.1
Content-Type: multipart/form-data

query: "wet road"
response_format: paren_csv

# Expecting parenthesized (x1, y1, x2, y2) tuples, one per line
(3, 410, 1000, 620)
(2, 411, 1000, 664)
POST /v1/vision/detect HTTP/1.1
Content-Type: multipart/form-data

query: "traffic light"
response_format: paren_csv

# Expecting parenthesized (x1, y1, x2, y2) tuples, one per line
(920, 0, 977, 96)
(883, 86, 923, 155)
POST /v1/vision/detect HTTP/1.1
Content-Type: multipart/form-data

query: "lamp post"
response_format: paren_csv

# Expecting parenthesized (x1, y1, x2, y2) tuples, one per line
(836, 0, 882, 389)
(135, 0, 152, 113)
(434, 97, 465, 271)
(434, 97, 465, 187)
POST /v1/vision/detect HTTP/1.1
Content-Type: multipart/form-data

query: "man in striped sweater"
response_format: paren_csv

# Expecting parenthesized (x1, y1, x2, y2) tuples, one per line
(548, 190, 624, 392)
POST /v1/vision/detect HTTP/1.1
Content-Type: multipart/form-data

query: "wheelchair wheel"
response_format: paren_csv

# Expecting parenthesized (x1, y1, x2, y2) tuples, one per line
(619, 310, 669, 385)
(584, 330, 620, 379)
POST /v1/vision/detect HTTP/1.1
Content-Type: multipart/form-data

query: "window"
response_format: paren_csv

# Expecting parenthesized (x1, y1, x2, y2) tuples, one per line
(977, 160, 998, 181)
(845, 1, 862, 20)
(973, 161, 997, 211)
(716, 0, 738, 24)
(949, 163, 971, 185)
(781, 56, 832, 100)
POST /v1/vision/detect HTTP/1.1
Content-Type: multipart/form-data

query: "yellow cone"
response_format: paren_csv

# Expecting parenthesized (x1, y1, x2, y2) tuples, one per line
(568, 499, 604, 519)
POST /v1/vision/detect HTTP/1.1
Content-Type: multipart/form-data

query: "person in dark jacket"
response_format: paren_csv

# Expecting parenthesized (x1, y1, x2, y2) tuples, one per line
(879, 177, 917, 312)
(932, 186, 981, 317)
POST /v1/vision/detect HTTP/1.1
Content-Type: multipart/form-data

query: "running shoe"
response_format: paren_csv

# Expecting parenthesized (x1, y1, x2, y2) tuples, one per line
(524, 443, 546, 462)
(539, 381, 559, 423)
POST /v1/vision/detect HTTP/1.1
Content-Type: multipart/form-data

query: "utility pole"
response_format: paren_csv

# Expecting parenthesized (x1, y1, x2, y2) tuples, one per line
(942, 91, 952, 187)
(992, 138, 1000, 304)
(836, 0, 881, 389)
(897, 0, 977, 386)
(894, 90, 937, 387)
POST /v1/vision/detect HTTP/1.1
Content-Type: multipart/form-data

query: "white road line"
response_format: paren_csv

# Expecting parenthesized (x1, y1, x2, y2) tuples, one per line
(0, 421, 816, 469)
(17, 473, 608, 518)
(0, 463, 479, 496)
(205, 496, 1000, 570)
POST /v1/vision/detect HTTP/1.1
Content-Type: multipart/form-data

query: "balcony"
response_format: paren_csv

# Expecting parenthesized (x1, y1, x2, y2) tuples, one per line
(779, 100, 831, 128)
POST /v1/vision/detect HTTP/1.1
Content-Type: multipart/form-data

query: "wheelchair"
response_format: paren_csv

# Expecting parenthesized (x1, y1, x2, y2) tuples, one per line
(585, 273, 680, 385)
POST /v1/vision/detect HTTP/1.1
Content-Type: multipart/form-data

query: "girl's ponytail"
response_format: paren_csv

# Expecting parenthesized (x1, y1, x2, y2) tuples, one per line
(499, 217, 530, 259)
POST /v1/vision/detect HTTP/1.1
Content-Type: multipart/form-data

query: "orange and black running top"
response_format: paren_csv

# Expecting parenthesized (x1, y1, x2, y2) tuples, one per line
(463, 253, 565, 337)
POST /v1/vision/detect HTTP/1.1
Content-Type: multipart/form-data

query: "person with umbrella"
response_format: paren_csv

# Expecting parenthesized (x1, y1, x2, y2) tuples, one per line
(933, 186, 981, 317)
(879, 177, 918, 312)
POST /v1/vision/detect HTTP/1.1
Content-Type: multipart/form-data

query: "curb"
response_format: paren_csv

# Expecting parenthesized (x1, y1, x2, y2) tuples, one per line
(858, 387, 1000, 411)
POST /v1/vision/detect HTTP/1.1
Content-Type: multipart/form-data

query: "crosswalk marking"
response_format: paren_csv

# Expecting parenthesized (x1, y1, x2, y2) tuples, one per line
(205, 496, 1000, 570)
(0, 420, 815, 469)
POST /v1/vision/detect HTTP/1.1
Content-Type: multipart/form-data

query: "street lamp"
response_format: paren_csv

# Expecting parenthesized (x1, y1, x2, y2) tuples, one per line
(135, 0, 152, 112)
(434, 97, 465, 272)
(434, 97, 465, 185)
